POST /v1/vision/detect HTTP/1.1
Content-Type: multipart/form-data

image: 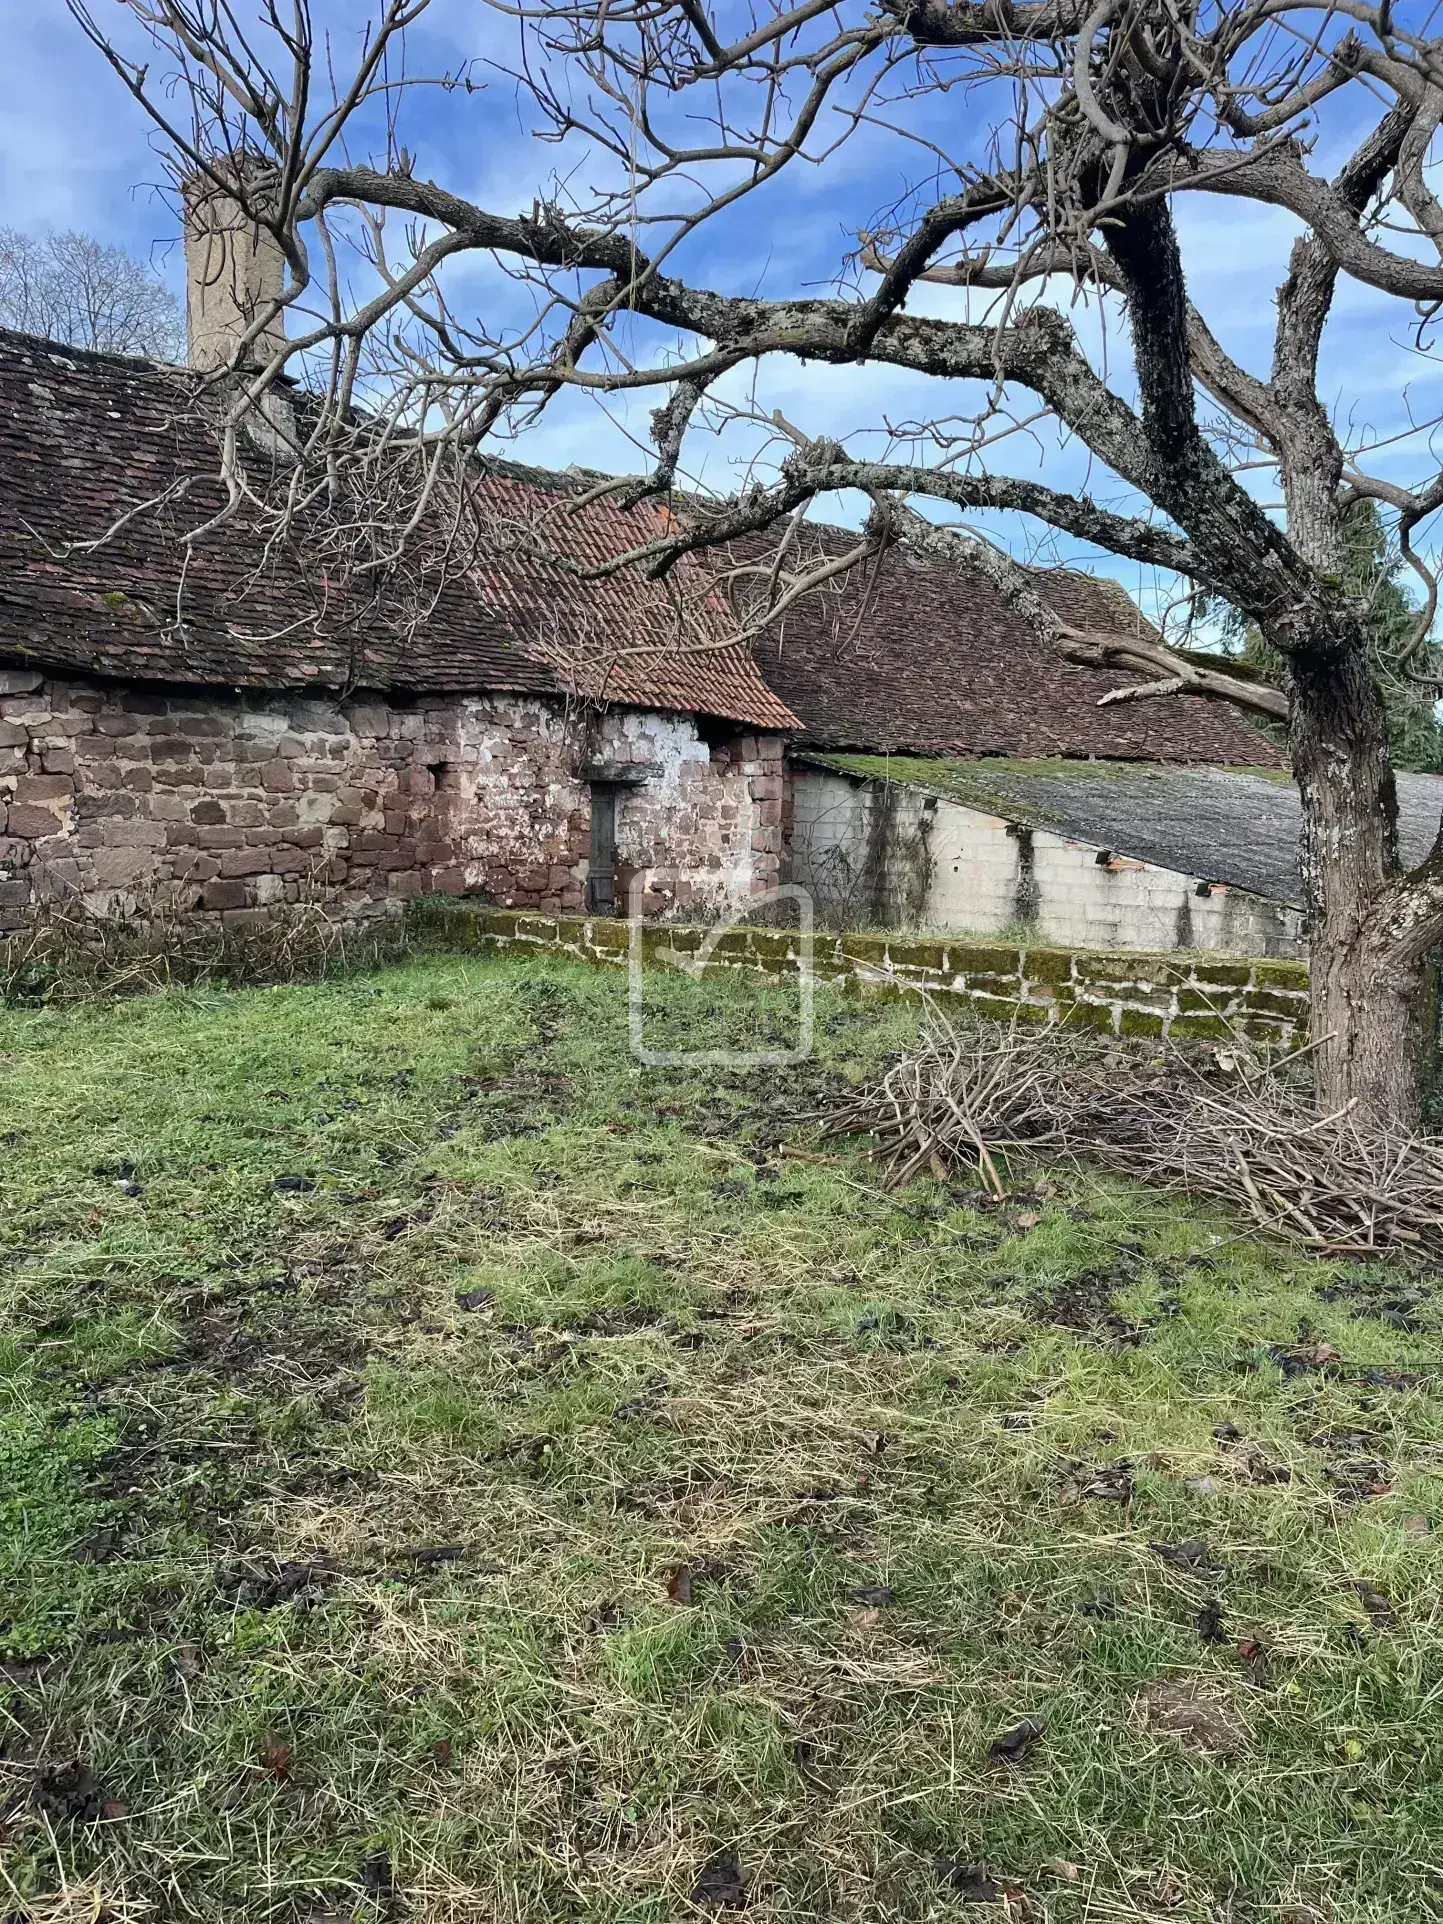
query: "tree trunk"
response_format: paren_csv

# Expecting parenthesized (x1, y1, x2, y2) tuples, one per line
(1288, 642, 1428, 1127)
(1308, 921, 1428, 1127)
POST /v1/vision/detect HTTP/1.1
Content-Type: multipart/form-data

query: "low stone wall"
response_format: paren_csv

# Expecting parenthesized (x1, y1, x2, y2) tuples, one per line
(430, 904, 1311, 1045)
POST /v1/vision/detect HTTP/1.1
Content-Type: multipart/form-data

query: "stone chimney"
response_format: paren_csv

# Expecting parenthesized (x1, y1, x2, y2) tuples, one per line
(182, 161, 287, 372)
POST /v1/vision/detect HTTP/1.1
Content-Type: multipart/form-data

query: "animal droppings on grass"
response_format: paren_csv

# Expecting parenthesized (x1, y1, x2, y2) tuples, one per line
(273, 1173, 317, 1193)
(454, 1286, 493, 1311)
(850, 1585, 895, 1607)
(1349, 1579, 1398, 1627)
(215, 1555, 340, 1607)
(933, 1859, 1001, 1903)
(988, 1717, 1047, 1765)
(1150, 1538, 1215, 1572)
(1196, 1598, 1227, 1643)
(357, 1850, 395, 1905)
(692, 1850, 747, 1909)
(32, 1762, 106, 1825)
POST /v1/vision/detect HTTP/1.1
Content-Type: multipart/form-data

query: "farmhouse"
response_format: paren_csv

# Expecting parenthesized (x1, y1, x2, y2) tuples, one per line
(0, 186, 1393, 958)
(0, 325, 801, 937)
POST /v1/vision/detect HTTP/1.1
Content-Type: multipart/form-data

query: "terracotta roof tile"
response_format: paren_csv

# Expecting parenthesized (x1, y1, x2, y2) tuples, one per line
(726, 521, 1281, 766)
(0, 329, 795, 731)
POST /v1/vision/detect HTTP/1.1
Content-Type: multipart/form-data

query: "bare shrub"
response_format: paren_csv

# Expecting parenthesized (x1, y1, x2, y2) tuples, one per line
(823, 1010, 1443, 1259)
(0, 890, 405, 1006)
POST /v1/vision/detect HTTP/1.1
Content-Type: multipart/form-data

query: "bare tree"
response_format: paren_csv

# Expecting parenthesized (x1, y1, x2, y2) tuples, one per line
(61, 0, 1443, 1124)
(0, 227, 184, 359)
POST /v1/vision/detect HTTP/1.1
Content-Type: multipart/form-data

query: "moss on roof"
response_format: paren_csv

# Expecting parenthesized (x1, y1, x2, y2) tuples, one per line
(805, 751, 1290, 834)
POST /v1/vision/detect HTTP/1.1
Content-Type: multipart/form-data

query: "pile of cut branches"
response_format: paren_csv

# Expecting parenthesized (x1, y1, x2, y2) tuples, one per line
(821, 1014, 1443, 1260)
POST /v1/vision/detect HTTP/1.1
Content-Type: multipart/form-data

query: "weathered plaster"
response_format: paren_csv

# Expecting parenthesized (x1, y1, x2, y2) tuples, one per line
(787, 765, 1305, 958)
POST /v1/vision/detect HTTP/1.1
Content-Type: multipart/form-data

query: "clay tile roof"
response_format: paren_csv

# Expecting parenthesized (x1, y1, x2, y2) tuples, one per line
(727, 520, 1282, 767)
(0, 329, 796, 731)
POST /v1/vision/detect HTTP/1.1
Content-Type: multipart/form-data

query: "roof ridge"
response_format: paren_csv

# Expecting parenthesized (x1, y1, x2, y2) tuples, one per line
(0, 323, 187, 378)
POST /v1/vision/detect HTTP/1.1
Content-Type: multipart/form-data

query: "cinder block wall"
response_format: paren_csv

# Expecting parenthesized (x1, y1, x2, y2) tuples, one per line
(788, 766, 1305, 959)
(433, 905, 1312, 1047)
(0, 667, 786, 933)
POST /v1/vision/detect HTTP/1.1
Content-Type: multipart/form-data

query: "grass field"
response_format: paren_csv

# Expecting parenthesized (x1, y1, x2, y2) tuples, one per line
(2, 952, 1441, 1924)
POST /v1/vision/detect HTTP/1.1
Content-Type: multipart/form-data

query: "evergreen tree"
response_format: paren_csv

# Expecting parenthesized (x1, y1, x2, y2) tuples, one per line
(1217, 502, 1443, 773)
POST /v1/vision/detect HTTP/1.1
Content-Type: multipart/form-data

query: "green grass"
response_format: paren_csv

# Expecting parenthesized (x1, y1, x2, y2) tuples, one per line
(1, 953, 1441, 1924)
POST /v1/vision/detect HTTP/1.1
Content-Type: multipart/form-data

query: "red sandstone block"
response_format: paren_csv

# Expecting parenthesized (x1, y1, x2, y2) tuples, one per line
(0, 721, 28, 748)
(196, 827, 245, 849)
(165, 825, 200, 848)
(218, 849, 273, 878)
(5, 804, 61, 839)
(284, 826, 325, 849)
(260, 762, 294, 793)
(149, 738, 195, 761)
(191, 799, 226, 825)
(756, 799, 782, 827)
(15, 774, 74, 803)
(201, 878, 248, 910)
(76, 791, 136, 822)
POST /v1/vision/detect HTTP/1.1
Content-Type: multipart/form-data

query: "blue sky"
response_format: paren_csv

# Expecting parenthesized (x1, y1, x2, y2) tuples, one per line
(2, 1, 1439, 631)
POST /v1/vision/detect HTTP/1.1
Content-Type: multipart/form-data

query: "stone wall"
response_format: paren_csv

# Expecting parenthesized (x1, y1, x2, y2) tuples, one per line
(0, 666, 786, 934)
(435, 904, 1312, 1047)
(788, 765, 1305, 959)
